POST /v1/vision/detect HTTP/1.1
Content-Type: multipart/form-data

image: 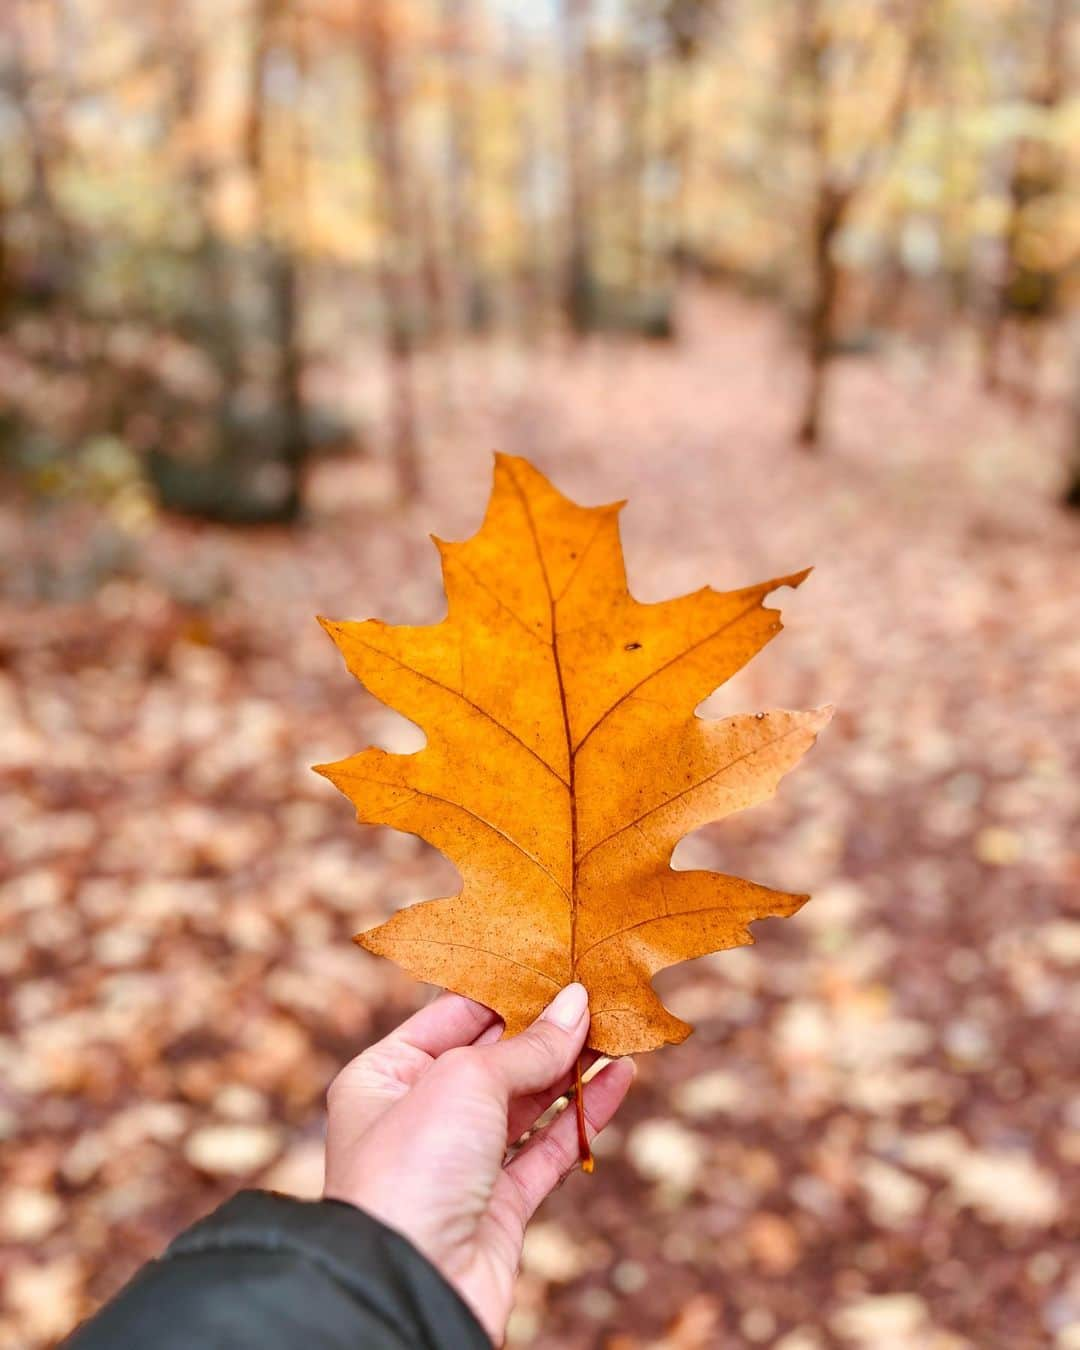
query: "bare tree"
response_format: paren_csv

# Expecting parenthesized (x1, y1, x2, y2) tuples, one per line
(4, 0, 74, 333)
(981, 0, 1068, 399)
(657, 0, 711, 272)
(441, 0, 481, 338)
(1066, 317, 1080, 509)
(245, 0, 308, 518)
(360, 0, 421, 502)
(560, 0, 595, 333)
(794, 0, 925, 449)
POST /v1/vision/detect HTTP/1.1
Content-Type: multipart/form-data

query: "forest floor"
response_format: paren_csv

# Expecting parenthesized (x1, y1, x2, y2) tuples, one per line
(1, 291, 1078, 1349)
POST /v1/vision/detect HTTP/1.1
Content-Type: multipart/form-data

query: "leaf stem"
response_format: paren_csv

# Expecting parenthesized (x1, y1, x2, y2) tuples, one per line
(574, 1052, 594, 1173)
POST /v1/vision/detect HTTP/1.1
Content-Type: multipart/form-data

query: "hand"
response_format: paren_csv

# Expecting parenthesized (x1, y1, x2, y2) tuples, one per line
(323, 983, 634, 1344)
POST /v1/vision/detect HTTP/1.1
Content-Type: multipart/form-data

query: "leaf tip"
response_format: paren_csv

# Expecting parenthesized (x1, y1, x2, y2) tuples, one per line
(786, 892, 812, 917)
(353, 927, 383, 955)
(316, 614, 346, 644)
(771, 565, 814, 594)
(738, 566, 815, 624)
(492, 450, 526, 477)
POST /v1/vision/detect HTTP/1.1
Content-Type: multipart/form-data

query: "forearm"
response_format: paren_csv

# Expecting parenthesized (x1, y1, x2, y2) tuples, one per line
(63, 1191, 490, 1350)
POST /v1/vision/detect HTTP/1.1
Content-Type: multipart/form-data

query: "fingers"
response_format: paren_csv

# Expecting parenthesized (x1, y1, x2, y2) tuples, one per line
(379, 991, 500, 1059)
(329, 984, 584, 1146)
(506, 1049, 601, 1144)
(503, 1057, 635, 1222)
(472, 1019, 507, 1048)
(326, 994, 500, 1136)
(484, 983, 590, 1097)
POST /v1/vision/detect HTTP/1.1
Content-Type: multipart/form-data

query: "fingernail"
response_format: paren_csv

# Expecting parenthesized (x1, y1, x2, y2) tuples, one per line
(543, 982, 589, 1030)
(474, 1020, 505, 1046)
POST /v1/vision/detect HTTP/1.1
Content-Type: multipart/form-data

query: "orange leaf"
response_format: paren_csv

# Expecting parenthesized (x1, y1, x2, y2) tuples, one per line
(316, 455, 831, 1057)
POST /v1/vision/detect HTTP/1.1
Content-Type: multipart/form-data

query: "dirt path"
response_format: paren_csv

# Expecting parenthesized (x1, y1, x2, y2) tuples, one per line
(1, 292, 1077, 1349)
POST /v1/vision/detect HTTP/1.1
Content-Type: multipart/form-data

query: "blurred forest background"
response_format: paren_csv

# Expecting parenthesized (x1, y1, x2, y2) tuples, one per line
(1, 0, 1079, 510)
(1, 1, 1078, 1348)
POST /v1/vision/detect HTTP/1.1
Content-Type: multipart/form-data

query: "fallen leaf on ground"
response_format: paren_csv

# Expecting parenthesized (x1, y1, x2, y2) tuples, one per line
(183, 1123, 282, 1175)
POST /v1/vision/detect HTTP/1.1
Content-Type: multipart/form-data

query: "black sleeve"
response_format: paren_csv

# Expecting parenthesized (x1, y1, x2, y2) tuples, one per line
(62, 1190, 491, 1350)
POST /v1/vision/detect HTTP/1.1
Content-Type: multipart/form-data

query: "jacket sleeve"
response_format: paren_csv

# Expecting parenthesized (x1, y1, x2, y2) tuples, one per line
(63, 1190, 491, 1350)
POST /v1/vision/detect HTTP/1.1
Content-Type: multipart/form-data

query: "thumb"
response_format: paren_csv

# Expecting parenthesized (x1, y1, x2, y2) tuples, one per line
(486, 983, 590, 1096)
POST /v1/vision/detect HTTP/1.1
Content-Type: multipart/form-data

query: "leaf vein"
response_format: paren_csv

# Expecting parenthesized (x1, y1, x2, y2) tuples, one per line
(386, 936, 561, 989)
(553, 514, 608, 605)
(344, 632, 569, 786)
(576, 723, 804, 866)
(577, 901, 753, 963)
(331, 770, 571, 903)
(572, 592, 772, 754)
(453, 554, 550, 648)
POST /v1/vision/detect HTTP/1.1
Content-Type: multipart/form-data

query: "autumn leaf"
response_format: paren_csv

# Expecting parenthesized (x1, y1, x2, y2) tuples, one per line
(316, 455, 830, 1059)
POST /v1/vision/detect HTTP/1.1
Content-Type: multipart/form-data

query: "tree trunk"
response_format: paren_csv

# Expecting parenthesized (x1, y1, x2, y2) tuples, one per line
(8, 1, 74, 346)
(361, 1, 421, 503)
(167, 0, 242, 391)
(513, 53, 547, 343)
(793, 0, 834, 450)
(797, 187, 845, 449)
(441, 0, 481, 338)
(793, 0, 923, 448)
(266, 245, 305, 519)
(981, 0, 1067, 397)
(616, 46, 650, 300)
(1065, 319, 1080, 509)
(561, 0, 594, 334)
(250, 0, 306, 519)
(0, 185, 9, 329)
